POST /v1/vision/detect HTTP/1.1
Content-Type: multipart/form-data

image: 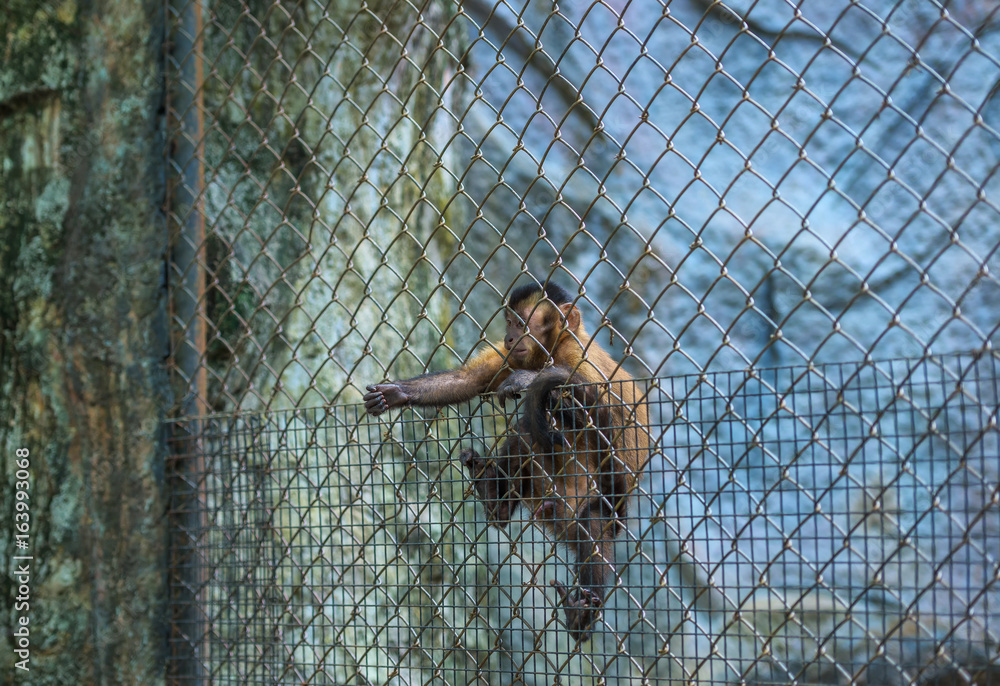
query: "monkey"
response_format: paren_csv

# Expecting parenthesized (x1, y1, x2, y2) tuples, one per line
(363, 280, 649, 639)
(364, 281, 631, 412)
(459, 364, 646, 639)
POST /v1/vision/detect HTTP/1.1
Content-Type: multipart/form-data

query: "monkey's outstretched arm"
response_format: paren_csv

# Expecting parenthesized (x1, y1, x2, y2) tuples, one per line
(364, 345, 509, 415)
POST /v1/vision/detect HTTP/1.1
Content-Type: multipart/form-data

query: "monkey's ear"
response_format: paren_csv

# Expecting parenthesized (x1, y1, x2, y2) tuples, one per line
(559, 303, 581, 332)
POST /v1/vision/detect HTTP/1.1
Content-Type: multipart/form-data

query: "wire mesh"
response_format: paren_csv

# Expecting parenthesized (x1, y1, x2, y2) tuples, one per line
(165, 0, 1000, 683)
(164, 0, 1000, 415)
(166, 352, 999, 685)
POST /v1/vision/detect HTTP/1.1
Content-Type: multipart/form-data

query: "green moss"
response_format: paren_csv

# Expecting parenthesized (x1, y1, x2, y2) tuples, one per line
(206, 233, 259, 365)
(0, 0, 79, 101)
(1, 0, 168, 683)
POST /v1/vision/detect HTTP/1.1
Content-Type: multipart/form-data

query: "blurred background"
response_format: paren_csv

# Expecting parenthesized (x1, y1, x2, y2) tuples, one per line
(1, 0, 998, 683)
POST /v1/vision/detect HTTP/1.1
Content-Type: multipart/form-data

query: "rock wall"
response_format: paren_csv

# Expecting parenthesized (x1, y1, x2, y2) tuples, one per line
(189, 0, 473, 413)
(171, 2, 493, 682)
(0, 0, 168, 683)
(170, 1, 1000, 682)
(459, 0, 1000, 377)
(450, 1, 1000, 681)
(11, 0, 983, 683)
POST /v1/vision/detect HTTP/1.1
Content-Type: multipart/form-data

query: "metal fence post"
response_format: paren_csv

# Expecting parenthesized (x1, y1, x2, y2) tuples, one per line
(167, 0, 207, 682)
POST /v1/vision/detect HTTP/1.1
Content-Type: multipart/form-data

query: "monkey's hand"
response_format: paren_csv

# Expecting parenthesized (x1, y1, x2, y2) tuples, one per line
(496, 369, 538, 403)
(461, 448, 515, 524)
(551, 581, 603, 641)
(364, 383, 410, 415)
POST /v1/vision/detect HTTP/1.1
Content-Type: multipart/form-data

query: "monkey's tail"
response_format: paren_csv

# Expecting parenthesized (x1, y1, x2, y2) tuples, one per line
(524, 366, 596, 452)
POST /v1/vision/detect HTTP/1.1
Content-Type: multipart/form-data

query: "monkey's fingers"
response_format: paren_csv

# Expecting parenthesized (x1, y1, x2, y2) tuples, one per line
(550, 579, 571, 604)
(550, 581, 602, 607)
(460, 450, 494, 483)
(496, 389, 522, 403)
(459, 448, 477, 470)
(496, 370, 540, 403)
(363, 391, 389, 415)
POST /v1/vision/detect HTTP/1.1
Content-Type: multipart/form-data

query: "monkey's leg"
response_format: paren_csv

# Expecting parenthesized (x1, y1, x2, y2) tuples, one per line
(460, 448, 520, 525)
(596, 447, 633, 521)
(550, 497, 623, 640)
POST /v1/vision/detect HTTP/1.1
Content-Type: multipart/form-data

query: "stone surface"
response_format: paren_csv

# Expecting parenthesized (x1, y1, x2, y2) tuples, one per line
(450, 0, 1000, 680)
(10, 0, 989, 682)
(182, 2, 493, 682)
(459, 0, 1000, 376)
(183, 0, 1000, 681)
(0, 0, 168, 683)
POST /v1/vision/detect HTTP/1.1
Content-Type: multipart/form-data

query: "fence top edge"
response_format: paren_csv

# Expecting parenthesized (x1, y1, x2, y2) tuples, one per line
(163, 347, 997, 425)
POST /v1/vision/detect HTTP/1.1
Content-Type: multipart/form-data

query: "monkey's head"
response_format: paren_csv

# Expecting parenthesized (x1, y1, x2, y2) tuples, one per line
(504, 281, 583, 368)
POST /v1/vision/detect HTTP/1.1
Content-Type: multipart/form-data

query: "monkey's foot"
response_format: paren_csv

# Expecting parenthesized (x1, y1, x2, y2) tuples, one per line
(459, 448, 480, 474)
(460, 448, 514, 524)
(550, 580, 603, 641)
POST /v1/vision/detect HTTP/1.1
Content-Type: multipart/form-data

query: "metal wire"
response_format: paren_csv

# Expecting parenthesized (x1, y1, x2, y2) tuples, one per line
(165, 0, 1000, 683)
(166, 353, 999, 684)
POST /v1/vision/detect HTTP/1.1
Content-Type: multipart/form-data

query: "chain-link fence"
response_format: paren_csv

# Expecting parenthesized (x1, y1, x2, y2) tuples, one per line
(166, 353, 1000, 684)
(165, 0, 1000, 683)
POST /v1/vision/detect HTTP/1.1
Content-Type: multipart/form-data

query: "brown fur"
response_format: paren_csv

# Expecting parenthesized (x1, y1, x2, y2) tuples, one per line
(365, 281, 649, 639)
(463, 363, 648, 640)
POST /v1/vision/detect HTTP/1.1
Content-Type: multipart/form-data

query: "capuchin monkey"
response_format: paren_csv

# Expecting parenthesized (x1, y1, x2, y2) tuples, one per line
(364, 281, 649, 639)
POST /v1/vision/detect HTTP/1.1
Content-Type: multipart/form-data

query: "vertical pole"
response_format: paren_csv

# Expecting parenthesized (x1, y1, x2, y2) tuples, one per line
(168, 0, 207, 684)
(171, 0, 207, 419)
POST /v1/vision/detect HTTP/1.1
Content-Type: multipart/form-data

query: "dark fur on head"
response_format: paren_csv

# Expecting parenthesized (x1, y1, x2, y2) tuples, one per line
(508, 280, 575, 309)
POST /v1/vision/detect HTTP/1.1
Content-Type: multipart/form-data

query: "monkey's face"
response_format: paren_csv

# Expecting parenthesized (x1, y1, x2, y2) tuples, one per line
(504, 302, 555, 367)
